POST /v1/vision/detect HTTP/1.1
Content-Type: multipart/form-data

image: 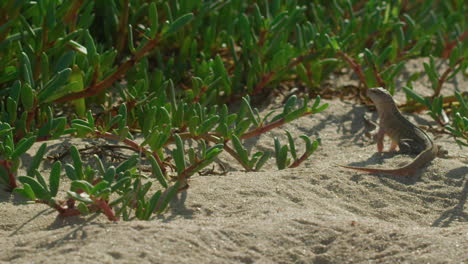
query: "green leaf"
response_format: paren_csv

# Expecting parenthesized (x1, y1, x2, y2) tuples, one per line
(165, 13, 194, 36)
(71, 180, 93, 193)
(64, 164, 78, 181)
(9, 80, 21, 104)
(49, 161, 61, 197)
(21, 83, 34, 110)
(283, 95, 298, 115)
(38, 68, 72, 103)
(423, 61, 438, 89)
(90, 181, 109, 196)
(77, 202, 90, 214)
(198, 115, 220, 135)
(116, 155, 138, 173)
(111, 176, 131, 192)
(254, 152, 271, 171)
(70, 146, 83, 180)
(286, 131, 297, 160)
(148, 154, 167, 188)
(128, 24, 136, 53)
(106, 114, 123, 131)
(27, 143, 47, 176)
(242, 97, 259, 127)
(149, 2, 159, 38)
(68, 65, 86, 117)
(157, 181, 181, 213)
(274, 137, 288, 170)
(54, 51, 75, 72)
(403, 87, 430, 107)
(14, 183, 36, 200)
(18, 176, 50, 200)
(20, 52, 34, 88)
(232, 135, 249, 164)
(104, 166, 116, 184)
(11, 136, 36, 160)
(7, 97, 17, 124)
(284, 108, 306, 122)
(145, 190, 162, 219)
(235, 119, 252, 136)
(93, 154, 106, 175)
(205, 144, 224, 160)
(311, 95, 321, 110)
(84, 29, 98, 65)
(173, 134, 186, 174)
(67, 191, 93, 203)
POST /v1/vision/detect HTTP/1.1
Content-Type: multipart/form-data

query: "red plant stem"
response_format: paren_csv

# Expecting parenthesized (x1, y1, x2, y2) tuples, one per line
(25, 100, 39, 134)
(54, 35, 160, 103)
(443, 30, 468, 59)
(240, 111, 313, 140)
(203, 135, 252, 171)
(179, 110, 315, 149)
(288, 152, 311, 168)
(94, 130, 166, 174)
(253, 71, 276, 95)
(252, 51, 315, 95)
(258, 29, 268, 47)
(175, 158, 209, 187)
(371, 64, 385, 87)
(337, 51, 368, 89)
(193, 85, 208, 103)
(0, 3, 20, 42)
(434, 57, 464, 97)
(116, 0, 130, 53)
(0, 160, 17, 190)
(63, 0, 84, 31)
(35, 199, 82, 217)
(94, 198, 118, 221)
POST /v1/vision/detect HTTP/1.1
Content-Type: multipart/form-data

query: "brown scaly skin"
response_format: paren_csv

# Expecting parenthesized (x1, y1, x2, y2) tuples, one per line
(340, 87, 442, 176)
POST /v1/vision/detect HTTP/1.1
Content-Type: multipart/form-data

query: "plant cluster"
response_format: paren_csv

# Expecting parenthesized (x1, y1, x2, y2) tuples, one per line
(0, 0, 466, 221)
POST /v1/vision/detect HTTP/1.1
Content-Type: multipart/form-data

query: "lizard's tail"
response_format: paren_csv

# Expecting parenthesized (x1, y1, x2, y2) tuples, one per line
(336, 146, 436, 177)
(337, 164, 414, 176)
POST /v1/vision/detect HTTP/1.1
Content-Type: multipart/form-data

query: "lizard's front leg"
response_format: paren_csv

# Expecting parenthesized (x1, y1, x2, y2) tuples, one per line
(375, 128, 385, 152)
(389, 140, 398, 152)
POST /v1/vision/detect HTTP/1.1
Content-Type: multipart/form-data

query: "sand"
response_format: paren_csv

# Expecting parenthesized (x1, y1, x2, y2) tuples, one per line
(1, 60, 467, 263)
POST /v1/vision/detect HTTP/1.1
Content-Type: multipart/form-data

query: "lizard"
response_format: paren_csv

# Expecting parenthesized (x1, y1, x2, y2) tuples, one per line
(339, 87, 444, 176)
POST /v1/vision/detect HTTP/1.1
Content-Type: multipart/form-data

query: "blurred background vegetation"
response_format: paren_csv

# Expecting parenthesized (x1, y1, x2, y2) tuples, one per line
(0, 0, 466, 220)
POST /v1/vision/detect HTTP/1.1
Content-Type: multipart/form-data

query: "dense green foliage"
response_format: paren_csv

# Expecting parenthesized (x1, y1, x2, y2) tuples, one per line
(0, 0, 466, 221)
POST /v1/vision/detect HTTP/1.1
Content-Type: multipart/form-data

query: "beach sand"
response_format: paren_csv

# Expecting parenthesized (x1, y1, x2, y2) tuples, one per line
(1, 60, 467, 263)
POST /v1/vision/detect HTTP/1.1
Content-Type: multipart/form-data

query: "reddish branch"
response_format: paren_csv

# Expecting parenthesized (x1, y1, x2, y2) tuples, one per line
(94, 198, 118, 221)
(288, 152, 312, 168)
(63, 0, 85, 31)
(116, 0, 130, 53)
(240, 111, 312, 140)
(367, 58, 385, 87)
(442, 30, 468, 59)
(337, 51, 368, 89)
(252, 51, 314, 95)
(434, 57, 465, 97)
(94, 130, 166, 174)
(36, 199, 81, 217)
(253, 71, 276, 95)
(0, 160, 17, 190)
(193, 85, 208, 103)
(203, 135, 252, 171)
(54, 34, 160, 103)
(0, 3, 21, 42)
(36, 197, 117, 221)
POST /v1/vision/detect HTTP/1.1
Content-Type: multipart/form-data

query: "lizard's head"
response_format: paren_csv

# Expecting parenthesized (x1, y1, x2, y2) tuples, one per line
(366, 87, 394, 105)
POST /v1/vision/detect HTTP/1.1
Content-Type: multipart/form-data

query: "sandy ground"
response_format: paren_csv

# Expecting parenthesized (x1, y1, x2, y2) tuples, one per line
(1, 60, 467, 263)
